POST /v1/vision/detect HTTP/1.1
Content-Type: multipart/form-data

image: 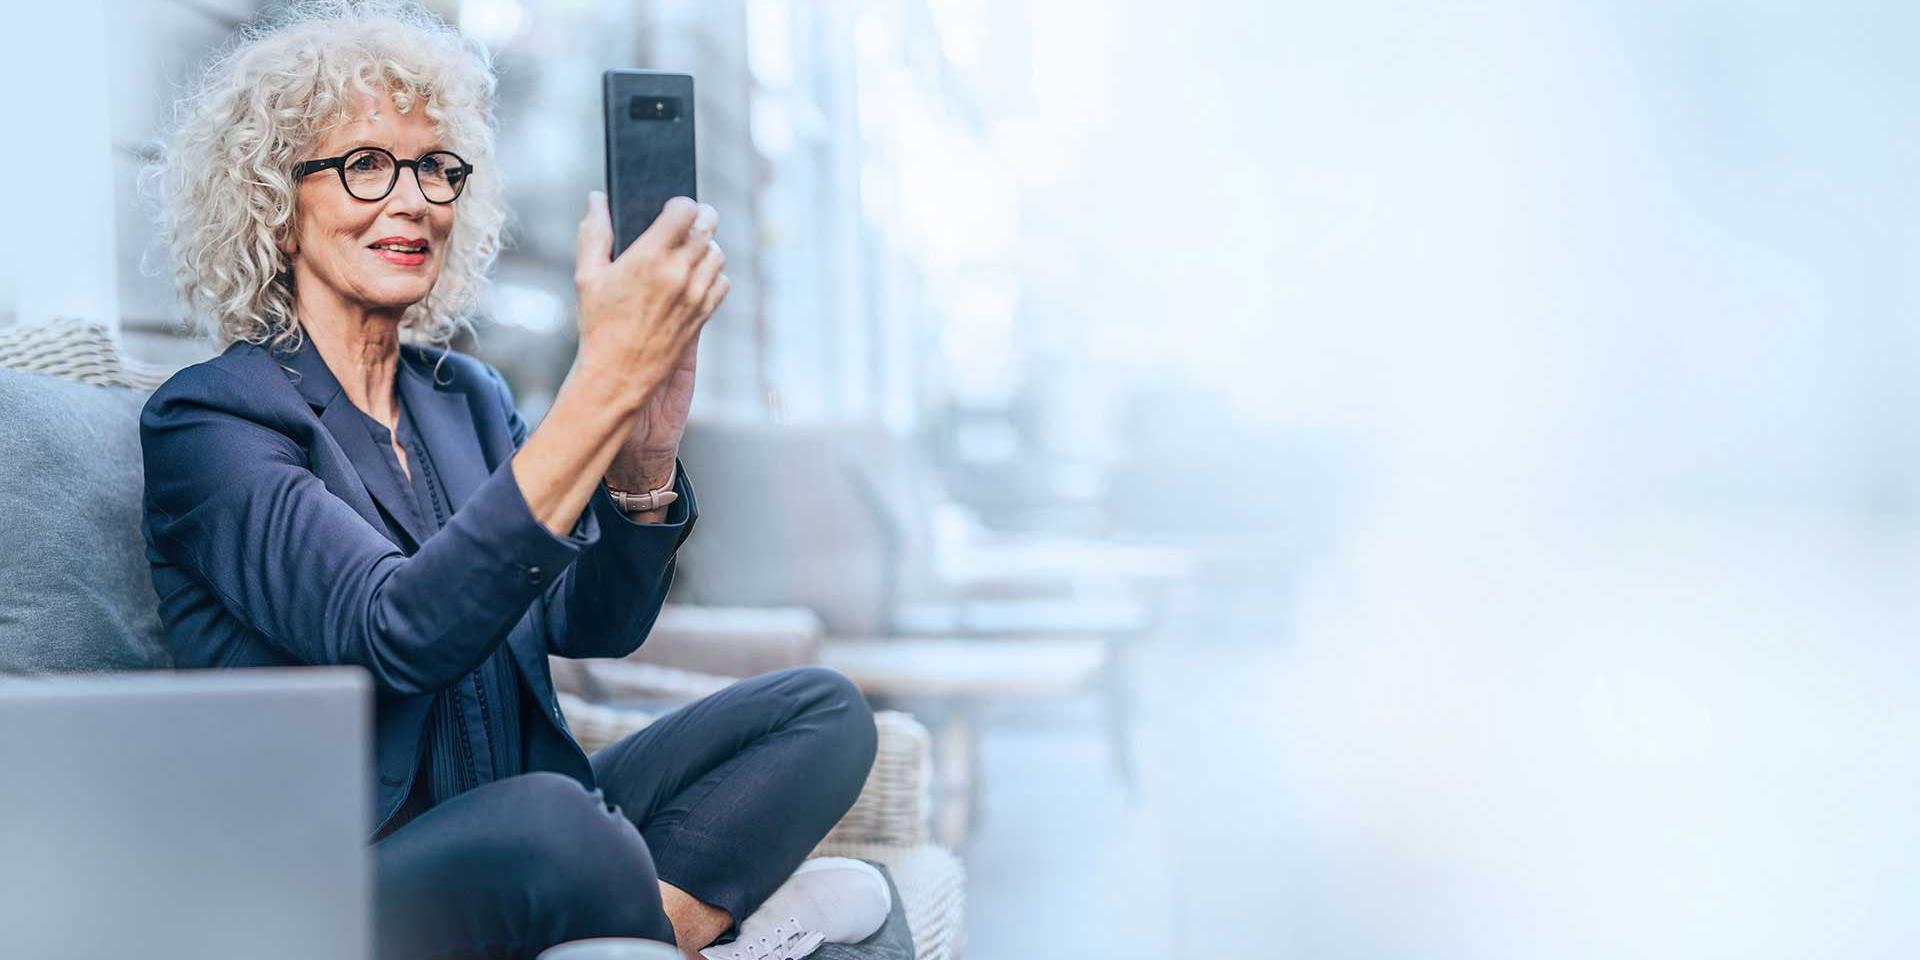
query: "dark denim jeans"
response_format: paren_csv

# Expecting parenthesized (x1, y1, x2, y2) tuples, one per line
(372, 666, 878, 960)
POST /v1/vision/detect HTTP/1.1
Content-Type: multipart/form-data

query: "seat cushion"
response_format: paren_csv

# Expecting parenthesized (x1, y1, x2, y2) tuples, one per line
(0, 368, 169, 672)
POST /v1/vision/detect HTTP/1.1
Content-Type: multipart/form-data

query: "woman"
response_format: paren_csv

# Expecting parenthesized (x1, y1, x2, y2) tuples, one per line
(139, 3, 884, 959)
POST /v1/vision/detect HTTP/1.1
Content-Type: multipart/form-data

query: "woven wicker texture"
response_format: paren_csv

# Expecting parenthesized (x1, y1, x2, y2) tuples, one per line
(0, 320, 173, 390)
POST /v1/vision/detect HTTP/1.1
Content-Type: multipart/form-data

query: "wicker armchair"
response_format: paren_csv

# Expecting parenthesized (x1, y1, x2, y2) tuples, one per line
(0, 320, 966, 960)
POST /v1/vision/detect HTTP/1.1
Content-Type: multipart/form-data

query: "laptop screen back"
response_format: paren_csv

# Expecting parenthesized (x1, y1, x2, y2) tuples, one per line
(0, 668, 370, 960)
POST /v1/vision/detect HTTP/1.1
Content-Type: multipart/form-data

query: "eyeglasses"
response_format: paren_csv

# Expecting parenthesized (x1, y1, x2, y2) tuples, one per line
(292, 146, 473, 203)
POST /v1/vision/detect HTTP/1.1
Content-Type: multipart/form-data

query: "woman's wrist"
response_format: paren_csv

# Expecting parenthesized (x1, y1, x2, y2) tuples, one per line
(604, 469, 676, 524)
(511, 373, 636, 537)
(571, 347, 664, 420)
(605, 445, 676, 494)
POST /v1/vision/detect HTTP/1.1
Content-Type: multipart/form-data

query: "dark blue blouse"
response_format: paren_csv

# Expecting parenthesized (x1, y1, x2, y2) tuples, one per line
(355, 364, 525, 813)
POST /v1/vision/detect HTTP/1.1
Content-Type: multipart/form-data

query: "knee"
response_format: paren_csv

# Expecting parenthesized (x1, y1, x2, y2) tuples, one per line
(482, 774, 676, 943)
(782, 666, 878, 783)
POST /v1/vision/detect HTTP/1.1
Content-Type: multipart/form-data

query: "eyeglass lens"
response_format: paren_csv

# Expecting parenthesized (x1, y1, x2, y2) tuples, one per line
(341, 148, 466, 202)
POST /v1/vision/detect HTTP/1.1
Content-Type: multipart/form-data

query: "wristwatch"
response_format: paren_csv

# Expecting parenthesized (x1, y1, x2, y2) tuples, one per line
(607, 463, 679, 513)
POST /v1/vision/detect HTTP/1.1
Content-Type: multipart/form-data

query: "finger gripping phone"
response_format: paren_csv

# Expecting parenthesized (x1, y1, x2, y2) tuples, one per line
(602, 69, 697, 259)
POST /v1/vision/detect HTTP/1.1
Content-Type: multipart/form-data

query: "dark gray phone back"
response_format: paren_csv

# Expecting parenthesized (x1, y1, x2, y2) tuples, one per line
(603, 69, 697, 258)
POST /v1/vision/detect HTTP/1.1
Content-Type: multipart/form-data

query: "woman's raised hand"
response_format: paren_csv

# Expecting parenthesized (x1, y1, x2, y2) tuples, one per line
(572, 191, 729, 404)
(508, 192, 725, 536)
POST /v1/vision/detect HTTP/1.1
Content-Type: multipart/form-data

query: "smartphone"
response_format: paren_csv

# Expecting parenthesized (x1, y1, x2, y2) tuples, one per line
(602, 69, 697, 259)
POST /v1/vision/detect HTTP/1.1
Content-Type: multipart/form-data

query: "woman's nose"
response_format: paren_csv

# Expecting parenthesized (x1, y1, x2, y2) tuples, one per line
(386, 168, 432, 212)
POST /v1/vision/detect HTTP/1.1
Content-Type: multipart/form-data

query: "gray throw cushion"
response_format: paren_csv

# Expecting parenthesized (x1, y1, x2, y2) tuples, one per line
(0, 368, 169, 672)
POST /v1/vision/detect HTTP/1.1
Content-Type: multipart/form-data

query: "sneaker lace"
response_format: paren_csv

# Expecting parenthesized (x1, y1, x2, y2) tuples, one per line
(741, 918, 813, 960)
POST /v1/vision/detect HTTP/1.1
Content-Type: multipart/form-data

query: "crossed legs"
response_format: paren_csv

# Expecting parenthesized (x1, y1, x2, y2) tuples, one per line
(373, 666, 878, 960)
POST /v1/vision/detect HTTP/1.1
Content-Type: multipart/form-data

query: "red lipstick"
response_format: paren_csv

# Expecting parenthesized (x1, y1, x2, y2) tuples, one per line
(367, 236, 430, 267)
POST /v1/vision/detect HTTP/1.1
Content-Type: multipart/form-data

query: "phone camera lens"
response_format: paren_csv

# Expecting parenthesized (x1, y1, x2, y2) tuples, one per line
(629, 94, 681, 122)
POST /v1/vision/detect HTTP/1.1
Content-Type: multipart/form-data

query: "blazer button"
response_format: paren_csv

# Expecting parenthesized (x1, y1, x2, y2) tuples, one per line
(526, 565, 544, 583)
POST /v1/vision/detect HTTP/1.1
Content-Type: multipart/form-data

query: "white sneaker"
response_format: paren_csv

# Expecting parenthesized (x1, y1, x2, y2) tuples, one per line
(695, 925, 823, 960)
(698, 858, 892, 960)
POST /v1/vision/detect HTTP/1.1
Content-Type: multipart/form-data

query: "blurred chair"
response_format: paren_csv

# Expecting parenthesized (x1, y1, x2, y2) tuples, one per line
(843, 424, 1196, 638)
(842, 425, 1196, 597)
(670, 423, 891, 633)
(839, 425, 1205, 814)
(676, 421, 1192, 638)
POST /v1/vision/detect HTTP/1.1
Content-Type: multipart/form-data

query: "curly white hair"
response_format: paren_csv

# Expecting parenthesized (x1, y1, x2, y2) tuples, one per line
(148, 0, 506, 350)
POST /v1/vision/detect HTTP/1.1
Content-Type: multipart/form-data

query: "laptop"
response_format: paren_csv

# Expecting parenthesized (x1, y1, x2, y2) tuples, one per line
(0, 668, 370, 960)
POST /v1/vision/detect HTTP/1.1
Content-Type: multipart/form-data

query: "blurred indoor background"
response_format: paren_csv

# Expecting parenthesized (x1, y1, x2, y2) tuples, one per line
(5, 0, 1920, 957)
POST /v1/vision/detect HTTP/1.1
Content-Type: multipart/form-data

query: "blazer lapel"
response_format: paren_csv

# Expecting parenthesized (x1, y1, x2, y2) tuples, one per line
(393, 349, 558, 703)
(280, 340, 433, 550)
(393, 352, 560, 706)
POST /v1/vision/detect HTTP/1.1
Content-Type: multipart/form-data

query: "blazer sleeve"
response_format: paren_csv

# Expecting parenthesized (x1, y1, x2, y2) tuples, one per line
(141, 364, 602, 696)
(480, 364, 698, 661)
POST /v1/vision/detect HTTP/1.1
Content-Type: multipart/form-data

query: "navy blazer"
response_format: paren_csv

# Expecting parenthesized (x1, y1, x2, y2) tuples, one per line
(139, 337, 696, 833)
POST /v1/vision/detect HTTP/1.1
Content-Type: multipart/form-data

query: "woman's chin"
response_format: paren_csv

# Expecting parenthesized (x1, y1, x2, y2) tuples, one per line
(359, 278, 438, 311)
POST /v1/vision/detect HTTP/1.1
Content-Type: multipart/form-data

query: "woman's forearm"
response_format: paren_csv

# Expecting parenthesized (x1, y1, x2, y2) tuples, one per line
(510, 357, 652, 536)
(514, 190, 725, 535)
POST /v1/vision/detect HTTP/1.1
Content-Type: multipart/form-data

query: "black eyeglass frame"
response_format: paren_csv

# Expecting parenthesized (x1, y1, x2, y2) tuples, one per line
(292, 146, 474, 204)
